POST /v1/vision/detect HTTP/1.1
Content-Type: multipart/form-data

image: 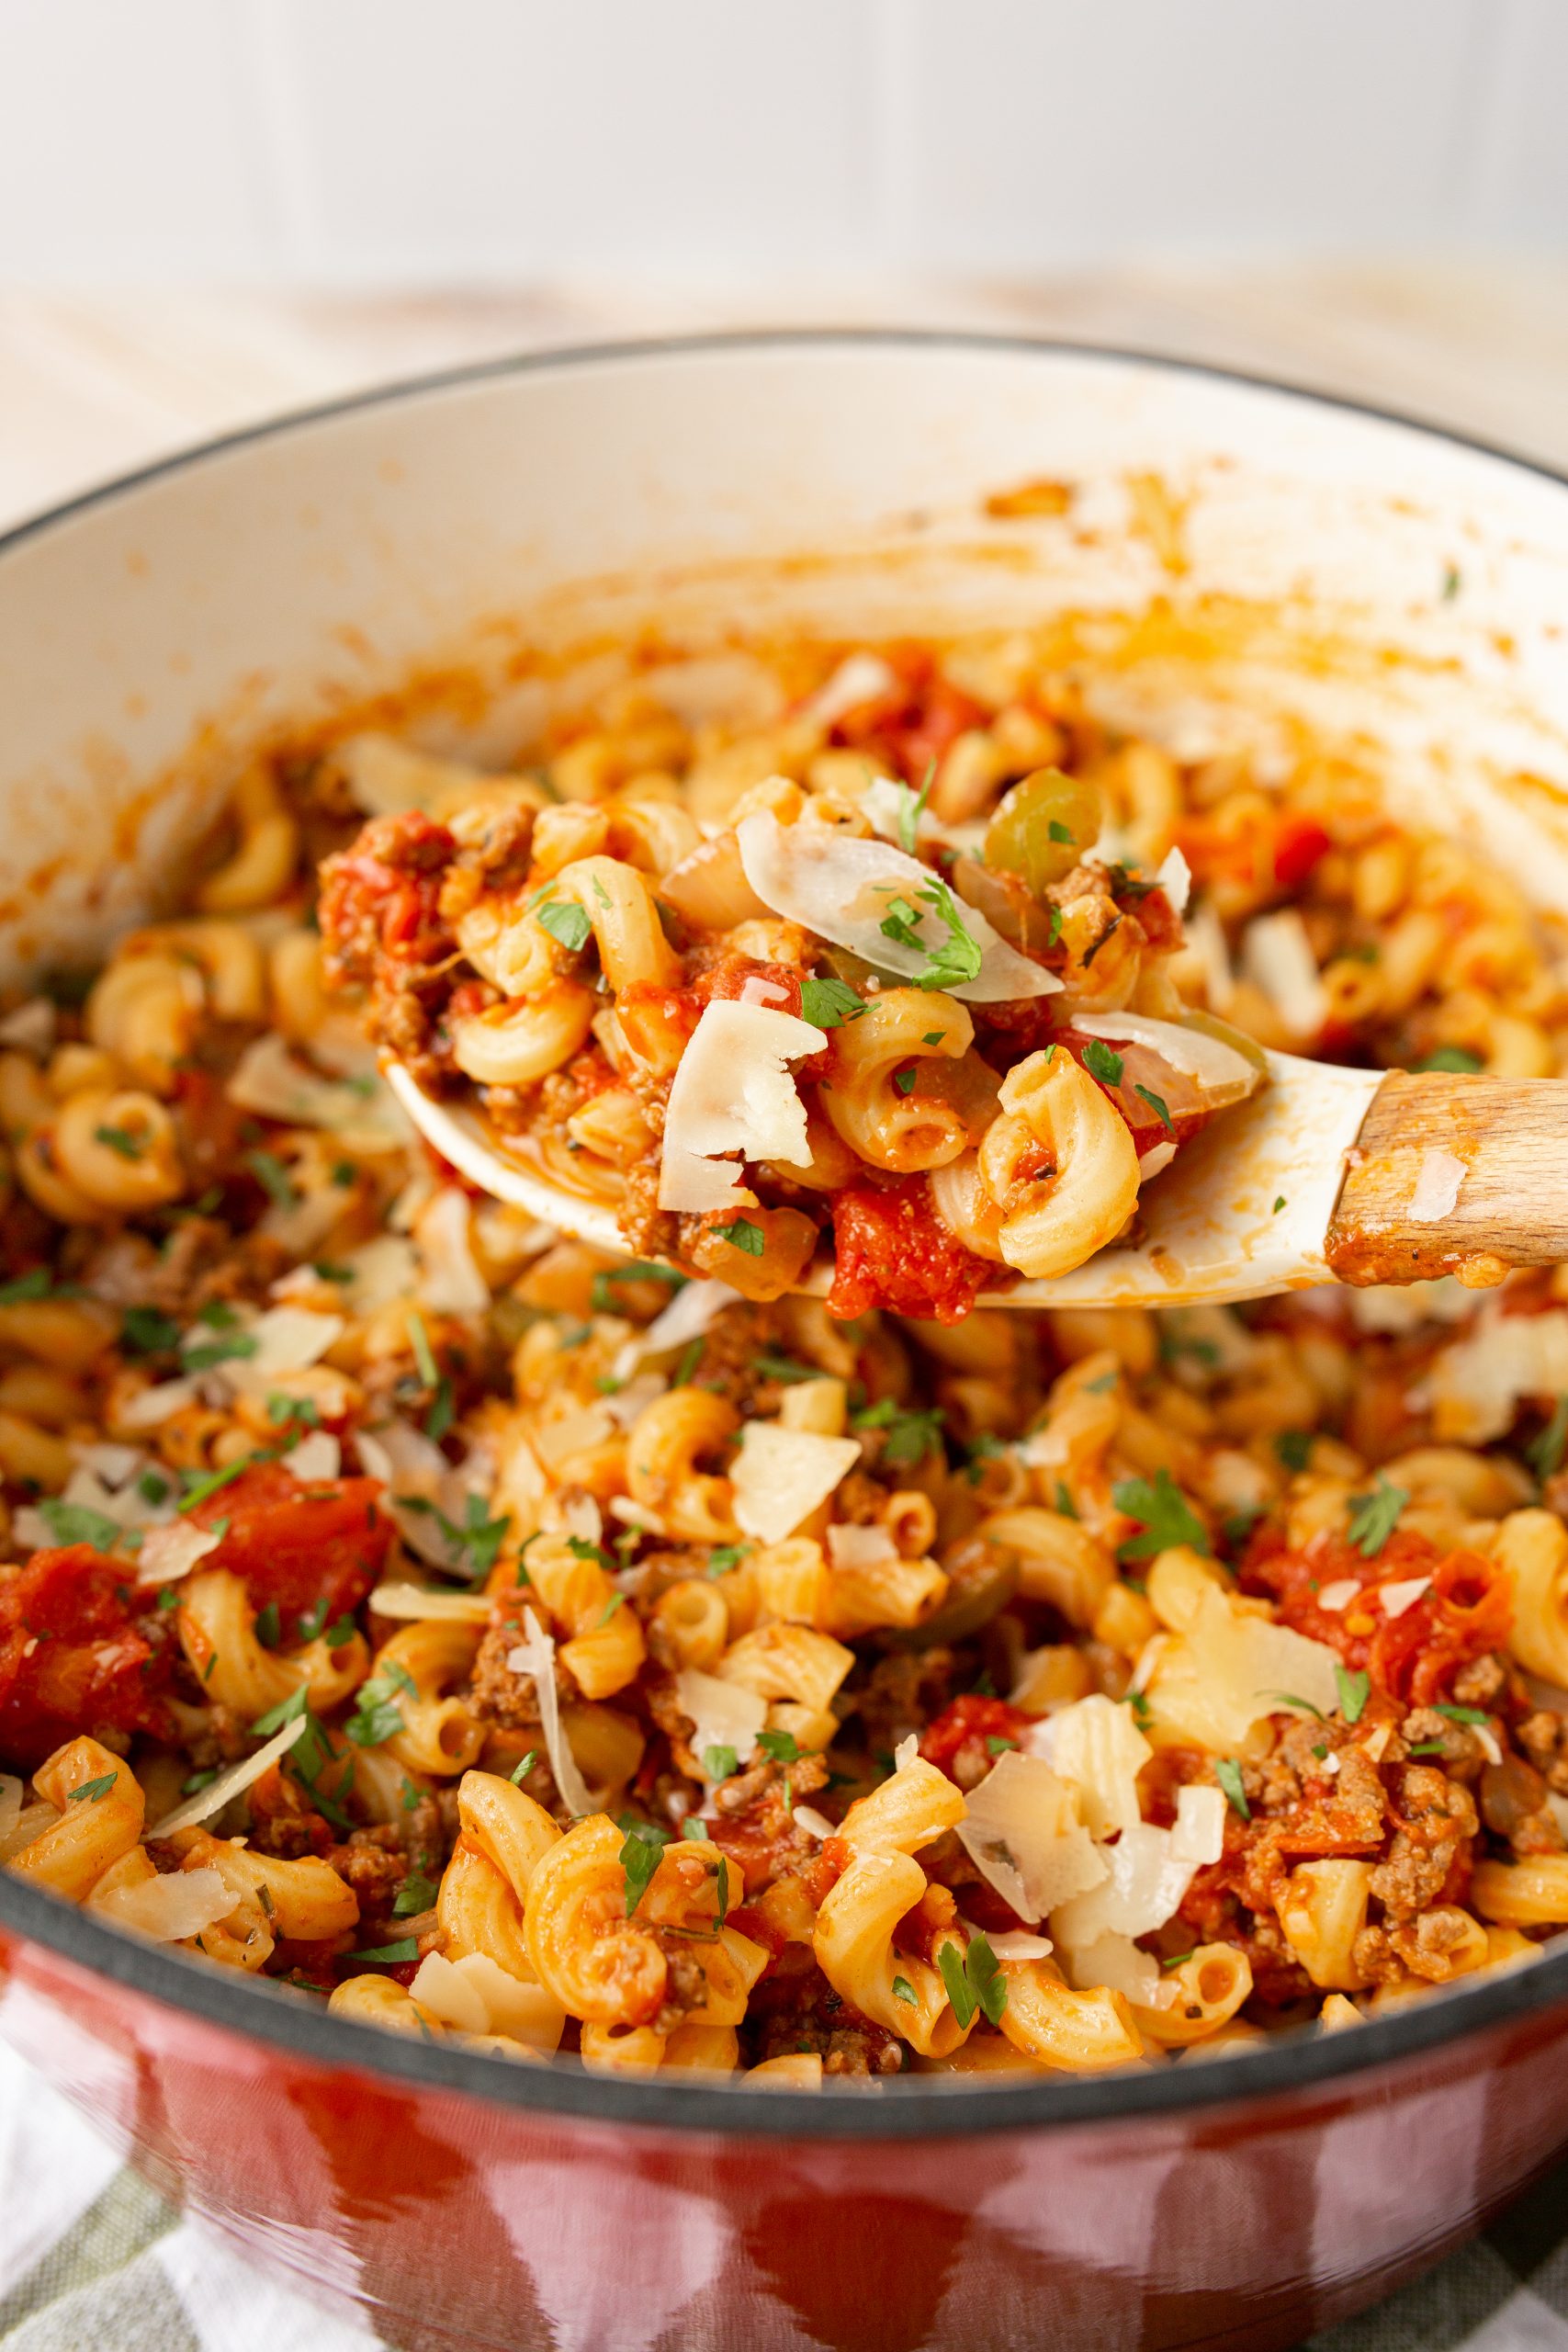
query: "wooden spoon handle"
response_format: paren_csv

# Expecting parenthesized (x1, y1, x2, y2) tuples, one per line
(1325, 1070, 1568, 1287)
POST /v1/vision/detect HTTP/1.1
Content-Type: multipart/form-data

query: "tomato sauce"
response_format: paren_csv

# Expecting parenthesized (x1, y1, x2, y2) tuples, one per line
(0, 1545, 176, 1766)
(318, 808, 457, 978)
(186, 1464, 392, 1641)
(1243, 1526, 1513, 1707)
(827, 1179, 998, 1325)
(828, 644, 989, 786)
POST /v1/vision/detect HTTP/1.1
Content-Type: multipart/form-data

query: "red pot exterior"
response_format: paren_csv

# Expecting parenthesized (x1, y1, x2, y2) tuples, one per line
(4, 1920, 1567, 2352)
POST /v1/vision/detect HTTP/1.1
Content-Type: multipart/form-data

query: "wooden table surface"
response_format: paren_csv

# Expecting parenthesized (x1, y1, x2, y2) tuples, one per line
(3, 260, 1567, 533)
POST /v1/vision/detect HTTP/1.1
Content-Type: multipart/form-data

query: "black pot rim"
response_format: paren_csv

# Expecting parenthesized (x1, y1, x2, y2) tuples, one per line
(4, 323, 1567, 2144)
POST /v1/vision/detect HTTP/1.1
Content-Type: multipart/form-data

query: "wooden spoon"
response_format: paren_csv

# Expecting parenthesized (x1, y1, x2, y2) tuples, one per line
(388, 1057, 1567, 1309)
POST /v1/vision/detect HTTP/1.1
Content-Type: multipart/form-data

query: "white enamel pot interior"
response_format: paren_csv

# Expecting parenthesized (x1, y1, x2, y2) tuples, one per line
(2, 332, 1568, 986)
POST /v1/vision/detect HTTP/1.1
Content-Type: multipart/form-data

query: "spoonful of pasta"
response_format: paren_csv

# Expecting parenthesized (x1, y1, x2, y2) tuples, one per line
(319, 756, 1568, 1322)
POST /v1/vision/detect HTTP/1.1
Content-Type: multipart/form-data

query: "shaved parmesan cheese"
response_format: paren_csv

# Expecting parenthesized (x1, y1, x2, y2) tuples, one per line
(1052, 1819, 1196, 1945)
(220, 1306, 344, 1389)
(1137, 1140, 1177, 1181)
(1185, 901, 1234, 1012)
(1156, 845, 1191, 917)
(1170, 1783, 1226, 1866)
(226, 1034, 412, 1150)
(1240, 910, 1326, 1040)
(804, 652, 897, 729)
(355, 1417, 447, 1497)
(1145, 1585, 1341, 1751)
(1410, 1149, 1465, 1225)
(531, 1402, 615, 1470)
(1072, 1012, 1257, 1098)
(433, 1951, 566, 2051)
(600, 1373, 670, 1430)
(73, 1442, 142, 1488)
(792, 1805, 836, 1841)
(673, 1668, 768, 1770)
(608, 1498, 667, 1535)
(282, 1431, 342, 1484)
(739, 975, 789, 1008)
(414, 1187, 491, 1317)
(505, 1608, 593, 1816)
(1042, 1693, 1151, 1838)
(732, 1422, 861, 1544)
(0, 997, 56, 1056)
(1473, 1723, 1504, 1767)
(148, 1714, 310, 1838)
(1378, 1576, 1431, 1620)
(893, 1734, 919, 1772)
(411, 1951, 491, 2035)
(826, 1521, 897, 1570)
(1427, 1307, 1568, 1444)
(90, 1865, 236, 1944)
(612, 1277, 739, 1382)
(987, 1930, 1055, 1962)
(736, 811, 1058, 1004)
(369, 1582, 494, 1623)
(1316, 1578, 1360, 1613)
(957, 1752, 1107, 1924)
(658, 999, 820, 1213)
(1057, 1930, 1168, 2008)
(115, 1377, 199, 1431)
(136, 1521, 223, 1587)
(560, 1495, 603, 1545)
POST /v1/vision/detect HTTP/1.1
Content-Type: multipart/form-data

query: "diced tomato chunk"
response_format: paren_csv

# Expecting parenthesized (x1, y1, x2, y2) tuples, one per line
(829, 645, 989, 786)
(828, 1179, 998, 1326)
(187, 1463, 391, 1641)
(1243, 1527, 1513, 1708)
(318, 808, 456, 979)
(0, 1545, 175, 1768)
(919, 1694, 1031, 1780)
(1272, 815, 1333, 892)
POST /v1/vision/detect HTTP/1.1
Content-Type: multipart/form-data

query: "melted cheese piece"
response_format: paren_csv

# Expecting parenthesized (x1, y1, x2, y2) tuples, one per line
(658, 999, 822, 1213)
(673, 1668, 768, 1770)
(147, 1714, 311, 1838)
(505, 1608, 595, 1817)
(732, 1422, 862, 1544)
(736, 810, 1059, 1004)
(955, 1751, 1107, 1924)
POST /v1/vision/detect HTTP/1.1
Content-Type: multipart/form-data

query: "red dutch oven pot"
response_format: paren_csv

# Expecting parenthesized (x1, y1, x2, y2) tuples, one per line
(4, 334, 1568, 2348)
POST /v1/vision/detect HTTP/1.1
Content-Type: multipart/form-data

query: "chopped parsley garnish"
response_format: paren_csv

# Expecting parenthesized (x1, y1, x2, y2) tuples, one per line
(986, 1735, 1017, 1755)
(799, 974, 866, 1029)
(1529, 1396, 1568, 1483)
(1133, 1083, 1175, 1136)
(536, 898, 593, 954)
(756, 1729, 804, 1764)
(755, 1351, 820, 1385)
(893, 1067, 918, 1095)
(891, 1974, 918, 2007)
(245, 1149, 299, 1208)
(1055, 1480, 1078, 1519)
(1122, 1688, 1153, 1729)
(267, 1391, 321, 1429)
(1274, 1430, 1314, 1474)
(1046, 819, 1074, 843)
(1214, 1758, 1250, 1821)
(706, 1544, 748, 1577)
(176, 1455, 257, 1513)
(122, 1305, 182, 1355)
(344, 1659, 419, 1748)
(702, 1744, 739, 1781)
(36, 1499, 122, 1552)
(595, 1592, 626, 1627)
(93, 1124, 144, 1160)
(253, 1601, 281, 1649)
(406, 1309, 440, 1389)
(1410, 1046, 1483, 1074)
(1111, 1467, 1209, 1562)
(353, 1939, 420, 1966)
(510, 1749, 540, 1785)
(1434, 1702, 1490, 1726)
(1346, 1476, 1407, 1558)
(393, 1874, 437, 1917)
(673, 1339, 704, 1388)
(878, 877, 985, 990)
(1222, 1502, 1267, 1546)
(295, 1597, 329, 1642)
(0, 1266, 54, 1304)
(852, 1396, 944, 1467)
(1441, 564, 1461, 601)
(937, 1932, 1008, 2029)
(313, 1261, 355, 1283)
(1272, 1196, 1287, 1215)
(712, 1218, 764, 1257)
(964, 1431, 1007, 1486)
(155, 1587, 181, 1611)
(590, 1261, 686, 1313)
(423, 1376, 455, 1443)
(181, 1767, 219, 1795)
(400, 1777, 422, 1811)
(684, 1817, 711, 1840)
(400, 1490, 511, 1579)
(1263, 1692, 1325, 1720)
(67, 1773, 118, 1804)
(181, 1329, 258, 1372)
(1407, 1739, 1446, 1756)
(620, 1822, 668, 1916)
(1335, 1665, 1371, 1725)
(895, 762, 935, 855)
(1080, 1039, 1124, 1087)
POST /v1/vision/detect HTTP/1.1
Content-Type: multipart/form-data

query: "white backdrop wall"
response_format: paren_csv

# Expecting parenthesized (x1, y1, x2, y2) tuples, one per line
(1, 0, 1564, 287)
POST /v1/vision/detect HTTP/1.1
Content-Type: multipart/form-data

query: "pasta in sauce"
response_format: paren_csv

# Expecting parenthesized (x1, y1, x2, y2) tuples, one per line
(2, 624, 1568, 2085)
